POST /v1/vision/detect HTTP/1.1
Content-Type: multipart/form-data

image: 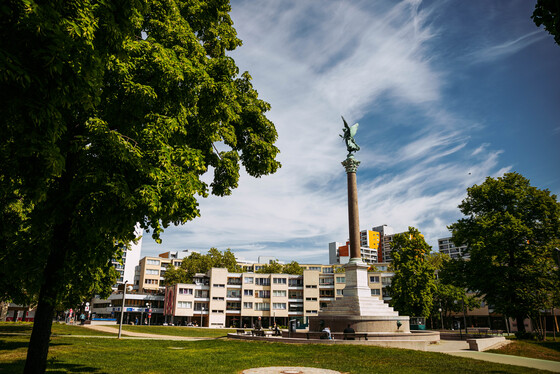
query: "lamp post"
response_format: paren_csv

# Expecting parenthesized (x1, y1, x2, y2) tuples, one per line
(438, 307, 443, 330)
(146, 303, 151, 326)
(201, 306, 205, 327)
(118, 281, 129, 339)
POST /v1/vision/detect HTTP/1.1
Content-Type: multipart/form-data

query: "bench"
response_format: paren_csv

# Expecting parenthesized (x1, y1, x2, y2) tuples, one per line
(251, 330, 265, 337)
(306, 331, 330, 340)
(342, 333, 368, 340)
(236, 329, 246, 335)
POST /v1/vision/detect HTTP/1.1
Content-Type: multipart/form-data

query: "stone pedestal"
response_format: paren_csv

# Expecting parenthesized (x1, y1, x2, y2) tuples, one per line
(309, 259, 410, 333)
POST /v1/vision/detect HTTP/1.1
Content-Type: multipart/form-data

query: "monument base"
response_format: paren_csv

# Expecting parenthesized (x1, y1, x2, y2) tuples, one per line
(308, 259, 411, 334)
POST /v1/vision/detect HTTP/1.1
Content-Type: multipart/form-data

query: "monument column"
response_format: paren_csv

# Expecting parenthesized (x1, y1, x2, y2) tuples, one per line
(342, 157, 361, 262)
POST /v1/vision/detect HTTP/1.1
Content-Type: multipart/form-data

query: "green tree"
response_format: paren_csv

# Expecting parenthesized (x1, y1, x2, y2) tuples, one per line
(449, 173, 560, 336)
(388, 227, 437, 317)
(256, 260, 284, 274)
(532, 0, 560, 46)
(0, 1, 280, 372)
(163, 248, 240, 284)
(282, 261, 303, 275)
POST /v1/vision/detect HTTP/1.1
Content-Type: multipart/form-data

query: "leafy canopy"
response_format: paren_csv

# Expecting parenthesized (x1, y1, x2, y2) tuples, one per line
(448, 172, 560, 330)
(0, 0, 280, 371)
(388, 227, 436, 317)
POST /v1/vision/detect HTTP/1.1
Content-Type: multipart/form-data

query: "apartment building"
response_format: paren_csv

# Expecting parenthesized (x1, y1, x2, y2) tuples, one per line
(329, 230, 380, 264)
(111, 225, 143, 290)
(438, 237, 469, 259)
(163, 265, 386, 328)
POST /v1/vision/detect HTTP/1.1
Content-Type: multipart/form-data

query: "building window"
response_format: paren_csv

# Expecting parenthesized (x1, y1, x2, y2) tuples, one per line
(305, 297, 317, 301)
(195, 290, 208, 298)
(255, 278, 270, 286)
(244, 289, 253, 296)
(336, 277, 345, 283)
(226, 302, 241, 311)
(273, 290, 286, 297)
(273, 278, 287, 284)
(177, 301, 192, 309)
(212, 297, 224, 301)
(194, 303, 207, 311)
(273, 303, 286, 310)
(322, 267, 334, 274)
(336, 289, 343, 296)
(320, 290, 334, 297)
(243, 302, 253, 309)
(227, 289, 241, 298)
(309, 267, 321, 271)
(257, 290, 270, 298)
(146, 259, 160, 266)
(213, 284, 225, 288)
(255, 303, 270, 311)
(244, 277, 254, 284)
(371, 289, 380, 296)
(319, 278, 334, 285)
(288, 279, 303, 287)
(146, 269, 159, 275)
(179, 288, 193, 295)
(369, 276, 380, 283)
(144, 279, 158, 285)
(306, 310, 318, 314)
(227, 278, 242, 285)
(212, 310, 224, 314)
(305, 285, 317, 289)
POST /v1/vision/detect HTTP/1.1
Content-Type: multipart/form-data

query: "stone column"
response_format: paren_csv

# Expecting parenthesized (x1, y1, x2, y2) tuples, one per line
(342, 156, 361, 262)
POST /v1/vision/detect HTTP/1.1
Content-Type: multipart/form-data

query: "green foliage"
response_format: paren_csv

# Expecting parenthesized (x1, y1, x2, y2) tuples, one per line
(0, 0, 280, 369)
(281, 261, 304, 275)
(0, 0, 280, 306)
(388, 227, 436, 317)
(256, 260, 284, 274)
(163, 248, 240, 284)
(532, 0, 560, 46)
(449, 173, 560, 333)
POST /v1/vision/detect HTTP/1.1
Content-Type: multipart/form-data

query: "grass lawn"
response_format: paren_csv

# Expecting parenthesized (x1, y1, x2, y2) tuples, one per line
(0, 322, 115, 336)
(119, 325, 234, 338)
(488, 338, 560, 362)
(0, 332, 551, 373)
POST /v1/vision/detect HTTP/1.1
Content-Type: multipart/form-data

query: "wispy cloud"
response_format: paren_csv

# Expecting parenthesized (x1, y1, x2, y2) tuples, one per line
(141, 0, 510, 263)
(469, 30, 547, 64)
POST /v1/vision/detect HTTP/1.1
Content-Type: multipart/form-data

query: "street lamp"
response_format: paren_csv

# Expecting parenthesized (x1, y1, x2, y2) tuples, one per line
(201, 306, 205, 327)
(118, 281, 129, 339)
(146, 303, 151, 326)
(438, 307, 443, 330)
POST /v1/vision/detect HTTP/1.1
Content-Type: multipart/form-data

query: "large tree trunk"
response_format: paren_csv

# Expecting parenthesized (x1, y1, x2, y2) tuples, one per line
(23, 292, 55, 373)
(24, 223, 69, 374)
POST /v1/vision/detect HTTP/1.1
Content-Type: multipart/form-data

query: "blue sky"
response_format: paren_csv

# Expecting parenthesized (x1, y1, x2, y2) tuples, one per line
(141, 0, 560, 264)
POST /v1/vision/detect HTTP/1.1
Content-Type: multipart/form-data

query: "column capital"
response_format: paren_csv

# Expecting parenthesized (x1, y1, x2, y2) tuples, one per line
(342, 156, 360, 173)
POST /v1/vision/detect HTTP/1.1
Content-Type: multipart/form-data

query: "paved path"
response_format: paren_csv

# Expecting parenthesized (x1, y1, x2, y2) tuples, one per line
(426, 340, 560, 373)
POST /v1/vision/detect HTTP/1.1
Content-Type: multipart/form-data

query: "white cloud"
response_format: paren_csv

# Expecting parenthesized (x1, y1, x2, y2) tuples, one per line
(141, 0, 509, 263)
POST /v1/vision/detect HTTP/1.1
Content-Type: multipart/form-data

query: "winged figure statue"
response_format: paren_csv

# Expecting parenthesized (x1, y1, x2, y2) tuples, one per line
(340, 116, 360, 157)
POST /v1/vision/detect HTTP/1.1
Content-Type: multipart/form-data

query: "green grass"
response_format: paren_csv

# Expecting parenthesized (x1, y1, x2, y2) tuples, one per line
(119, 325, 233, 338)
(0, 322, 115, 336)
(0, 333, 551, 373)
(488, 338, 560, 362)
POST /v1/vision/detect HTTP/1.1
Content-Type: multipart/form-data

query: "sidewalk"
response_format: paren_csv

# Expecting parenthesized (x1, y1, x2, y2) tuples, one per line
(426, 340, 560, 373)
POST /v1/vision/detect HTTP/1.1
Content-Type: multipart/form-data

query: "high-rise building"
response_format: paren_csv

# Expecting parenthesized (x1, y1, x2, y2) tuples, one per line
(328, 230, 379, 265)
(371, 224, 395, 262)
(438, 237, 469, 259)
(111, 224, 142, 290)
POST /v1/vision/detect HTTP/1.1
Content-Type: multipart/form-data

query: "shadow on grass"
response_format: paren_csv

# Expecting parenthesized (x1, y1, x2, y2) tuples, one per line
(539, 341, 560, 352)
(0, 339, 29, 350)
(47, 360, 109, 373)
(0, 360, 107, 374)
(0, 323, 33, 334)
